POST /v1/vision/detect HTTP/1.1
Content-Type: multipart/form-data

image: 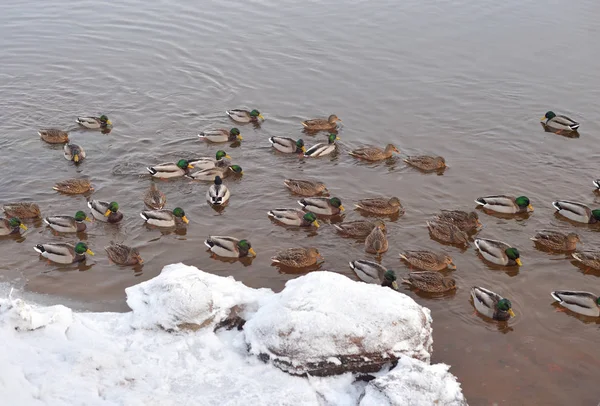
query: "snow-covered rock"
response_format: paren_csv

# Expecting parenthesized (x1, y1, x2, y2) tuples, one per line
(244, 271, 433, 376)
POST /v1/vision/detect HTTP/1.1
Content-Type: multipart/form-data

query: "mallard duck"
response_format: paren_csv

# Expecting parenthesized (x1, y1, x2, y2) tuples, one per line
(593, 179, 600, 190)
(435, 210, 481, 232)
(552, 200, 600, 224)
(53, 179, 93, 194)
(333, 219, 384, 238)
(105, 243, 143, 265)
(63, 143, 86, 163)
(76, 115, 112, 129)
(267, 209, 320, 227)
(399, 250, 456, 271)
(147, 159, 194, 179)
(88, 200, 123, 223)
(551, 290, 599, 317)
(301, 114, 341, 131)
(0, 217, 27, 236)
(143, 183, 166, 210)
(404, 156, 446, 172)
(187, 165, 243, 181)
(304, 133, 339, 157)
(226, 109, 264, 123)
(427, 220, 469, 246)
(349, 144, 399, 161)
(43, 211, 91, 233)
(531, 230, 580, 252)
(3, 203, 41, 219)
(207, 176, 230, 205)
(475, 195, 533, 214)
(471, 287, 515, 321)
(355, 197, 403, 215)
(365, 222, 388, 254)
(349, 260, 398, 290)
(38, 129, 69, 144)
(198, 128, 242, 143)
(283, 179, 328, 196)
(474, 238, 521, 266)
(140, 207, 188, 227)
(298, 197, 344, 215)
(271, 247, 322, 267)
(541, 111, 579, 132)
(204, 236, 256, 258)
(188, 150, 231, 170)
(571, 251, 600, 270)
(34, 242, 94, 264)
(402, 271, 456, 293)
(269, 136, 305, 154)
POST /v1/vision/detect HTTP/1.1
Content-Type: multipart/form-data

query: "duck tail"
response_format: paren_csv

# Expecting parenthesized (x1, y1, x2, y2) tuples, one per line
(301, 121, 308, 128)
(198, 133, 206, 138)
(268, 137, 275, 145)
(550, 291, 563, 302)
(593, 180, 600, 190)
(271, 257, 280, 264)
(225, 110, 232, 117)
(146, 167, 157, 176)
(399, 253, 408, 260)
(348, 261, 356, 270)
(139, 212, 149, 221)
(551, 201, 561, 211)
(332, 224, 343, 231)
(267, 210, 275, 217)
(474, 197, 486, 206)
(204, 239, 214, 249)
(33, 244, 45, 254)
(571, 252, 583, 262)
(42, 217, 50, 225)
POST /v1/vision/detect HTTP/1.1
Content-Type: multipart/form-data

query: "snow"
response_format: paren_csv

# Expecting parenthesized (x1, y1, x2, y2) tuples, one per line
(0, 263, 466, 405)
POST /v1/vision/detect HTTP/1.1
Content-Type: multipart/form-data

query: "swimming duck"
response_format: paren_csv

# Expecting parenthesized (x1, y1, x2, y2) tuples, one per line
(552, 200, 600, 224)
(143, 183, 167, 210)
(3, 203, 41, 219)
(76, 115, 112, 129)
(593, 180, 600, 191)
(34, 242, 94, 264)
(283, 179, 328, 196)
(38, 129, 69, 144)
(399, 250, 456, 271)
(53, 179, 93, 195)
(198, 128, 242, 143)
(333, 219, 384, 238)
(226, 109, 264, 123)
(471, 287, 515, 321)
(88, 200, 123, 223)
(267, 209, 320, 227)
(63, 143, 86, 163)
(140, 207, 189, 227)
(187, 165, 243, 181)
(474, 238, 521, 266)
(365, 222, 388, 254)
(541, 111, 579, 132)
(550, 290, 599, 317)
(475, 195, 533, 214)
(207, 176, 230, 205)
(402, 271, 457, 293)
(304, 133, 339, 157)
(349, 144, 399, 161)
(43, 211, 91, 233)
(571, 251, 600, 270)
(105, 243, 143, 266)
(0, 217, 27, 236)
(355, 197, 403, 215)
(434, 210, 481, 232)
(271, 247, 322, 267)
(427, 220, 469, 246)
(530, 230, 580, 252)
(349, 260, 399, 290)
(147, 159, 194, 179)
(188, 150, 232, 170)
(404, 156, 446, 172)
(269, 136, 305, 154)
(301, 114, 341, 131)
(204, 236, 256, 258)
(298, 197, 344, 215)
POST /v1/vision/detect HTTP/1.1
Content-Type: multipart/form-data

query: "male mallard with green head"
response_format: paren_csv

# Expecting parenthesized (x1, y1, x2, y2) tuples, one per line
(475, 195, 533, 214)
(88, 200, 123, 223)
(541, 111, 579, 133)
(267, 209, 320, 227)
(269, 136, 305, 154)
(298, 197, 344, 215)
(198, 128, 242, 143)
(34, 242, 94, 264)
(76, 115, 112, 129)
(552, 200, 600, 224)
(204, 236, 256, 258)
(43, 211, 91, 233)
(471, 287, 515, 321)
(147, 159, 194, 179)
(474, 238, 521, 266)
(0, 217, 27, 235)
(551, 290, 599, 317)
(226, 109, 264, 123)
(140, 207, 189, 227)
(304, 133, 339, 157)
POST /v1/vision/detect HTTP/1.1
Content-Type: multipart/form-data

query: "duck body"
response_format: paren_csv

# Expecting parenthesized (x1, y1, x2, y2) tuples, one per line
(283, 179, 328, 196)
(76, 115, 112, 129)
(349, 260, 398, 290)
(105, 243, 143, 265)
(355, 197, 403, 215)
(34, 242, 93, 264)
(43, 215, 89, 233)
(0, 217, 27, 236)
(198, 128, 242, 143)
(207, 176, 230, 205)
(187, 167, 232, 181)
(298, 197, 344, 215)
(399, 250, 456, 271)
(39, 129, 69, 144)
(3, 203, 41, 219)
(333, 220, 381, 238)
(365, 223, 388, 254)
(471, 287, 515, 320)
(140, 209, 188, 228)
(402, 271, 456, 293)
(552, 200, 600, 224)
(531, 230, 580, 252)
(301, 115, 341, 131)
(427, 220, 469, 246)
(88, 200, 123, 223)
(435, 210, 481, 232)
(404, 156, 446, 172)
(147, 160, 193, 179)
(269, 136, 305, 154)
(474, 238, 521, 266)
(226, 109, 264, 123)
(550, 290, 599, 317)
(571, 251, 600, 270)
(349, 144, 399, 161)
(267, 209, 320, 227)
(63, 143, 86, 163)
(541, 111, 579, 132)
(204, 236, 256, 258)
(53, 179, 93, 195)
(188, 151, 231, 170)
(144, 183, 167, 210)
(475, 195, 533, 214)
(304, 134, 339, 157)
(271, 247, 321, 267)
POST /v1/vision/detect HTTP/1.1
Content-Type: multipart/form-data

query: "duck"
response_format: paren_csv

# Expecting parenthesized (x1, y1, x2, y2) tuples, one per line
(399, 250, 456, 271)
(434, 210, 481, 232)
(404, 156, 446, 172)
(38, 129, 69, 144)
(3, 203, 41, 219)
(267, 209, 320, 227)
(187, 165, 243, 181)
(88, 200, 123, 223)
(365, 222, 388, 254)
(541, 111, 579, 132)
(34, 242, 94, 264)
(552, 200, 600, 224)
(427, 220, 469, 246)
(140, 207, 189, 227)
(105, 243, 143, 265)
(471, 287, 515, 321)
(0, 217, 27, 236)
(63, 143, 86, 163)
(298, 197, 344, 215)
(198, 128, 242, 143)
(474, 238, 521, 266)
(402, 271, 456, 293)
(304, 133, 339, 157)
(355, 197, 403, 215)
(226, 109, 264, 123)
(147, 159, 194, 179)
(550, 290, 599, 317)
(269, 136, 305, 154)
(76, 115, 112, 129)
(283, 179, 328, 196)
(43, 211, 91, 233)
(349, 144, 399, 161)
(271, 247, 322, 267)
(207, 176, 230, 205)
(301, 114, 341, 131)
(593, 179, 600, 191)
(333, 219, 384, 238)
(188, 150, 232, 170)
(530, 230, 580, 252)
(143, 183, 167, 210)
(204, 236, 256, 258)
(475, 195, 533, 214)
(349, 260, 398, 290)
(53, 179, 93, 195)
(571, 251, 600, 270)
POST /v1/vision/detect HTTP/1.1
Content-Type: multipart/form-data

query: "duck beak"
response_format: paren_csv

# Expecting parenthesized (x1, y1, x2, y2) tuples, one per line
(527, 204, 534, 212)
(540, 116, 546, 121)
(182, 215, 189, 224)
(188, 164, 194, 169)
(86, 249, 95, 256)
(336, 136, 340, 140)
(476, 220, 483, 228)
(104, 209, 111, 216)
(258, 114, 265, 120)
(237, 135, 244, 141)
(225, 154, 232, 159)
(84, 217, 92, 222)
(19, 224, 28, 230)
(392, 281, 399, 290)
(313, 220, 320, 228)
(248, 247, 257, 257)
(447, 263, 457, 270)
(74, 155, 79, 163)
(339, 205, 345, 212)
(508, 309, 516, 318)
(301, 146, 306, 153)
(106, 120, 112, 126)
(137, 256, 144, 264)
(515, 258, 523, 266)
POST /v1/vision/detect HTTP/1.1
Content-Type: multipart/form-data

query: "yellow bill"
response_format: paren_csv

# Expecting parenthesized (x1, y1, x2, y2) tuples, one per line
(106, 120, 113, 126)
(187, 164, 194, 169)
(508, 309, 516, 317)
(528, 204, 534, 211)
(182, 215, 189, 224)
(225, 154, 232, 159)
(258, 114, 265, 120)
(339, 205, 345, 212)
(248, 247, 257, 257)
(313, 220, 320, 228)
(85, 217, 92, 222)
(237, 135, 244, 141)
(19, 224, 28, 230)
(86, 249, 95, 256)
(301, 146, 307, 153)
(74, 155, 79, 163)
(515, 258, 523, 266)
(104, 209, 111, 216)
(540, 116, 546, 121)
(392, 281, 399, 290)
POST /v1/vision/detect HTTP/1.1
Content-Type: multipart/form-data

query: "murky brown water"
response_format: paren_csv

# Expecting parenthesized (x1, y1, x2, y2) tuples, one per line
(2, 0, 600, 403)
